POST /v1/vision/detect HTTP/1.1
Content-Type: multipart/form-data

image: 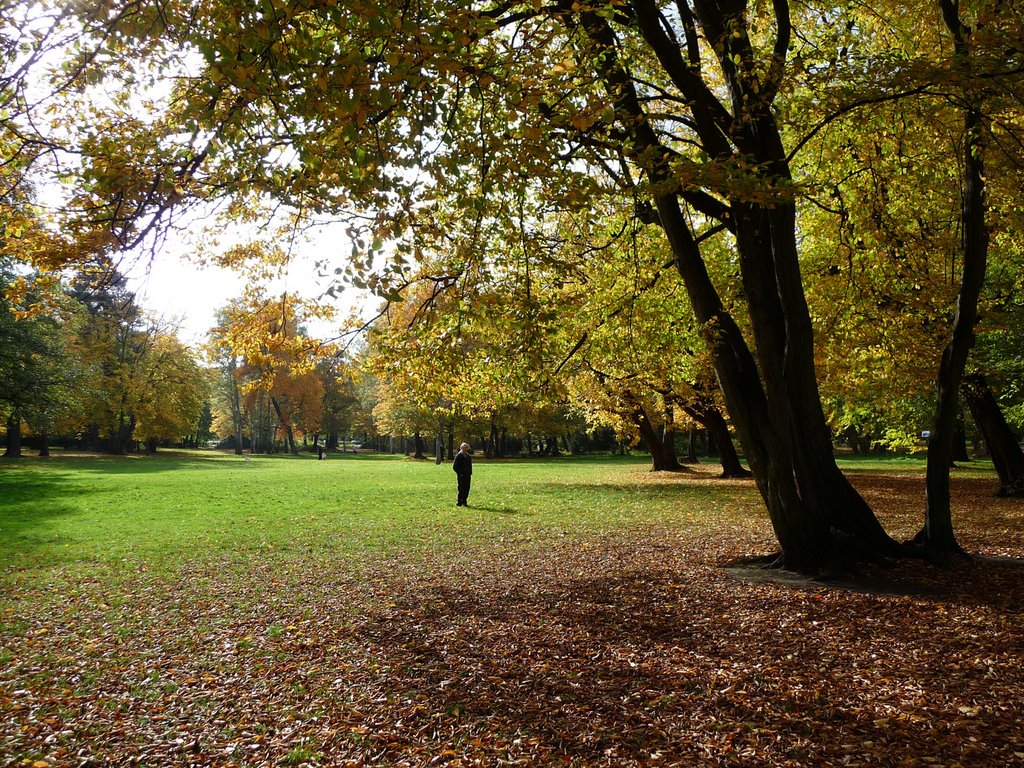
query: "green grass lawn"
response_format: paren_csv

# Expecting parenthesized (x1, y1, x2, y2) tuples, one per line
(0, 450, 765, 580)
(0, 450, 1003, 580)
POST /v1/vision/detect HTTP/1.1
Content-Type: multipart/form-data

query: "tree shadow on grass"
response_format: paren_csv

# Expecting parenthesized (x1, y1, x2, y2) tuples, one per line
(724, 554, 1024, 610)
(0, 453, 223, 569)
(0, 471, 88, 550)
(37, 450, 233, 476)
(538, 479, 754, 502)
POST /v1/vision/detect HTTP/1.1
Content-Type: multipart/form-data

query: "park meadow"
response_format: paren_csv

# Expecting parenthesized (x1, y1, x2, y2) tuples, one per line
(2, 451, 1023, 767)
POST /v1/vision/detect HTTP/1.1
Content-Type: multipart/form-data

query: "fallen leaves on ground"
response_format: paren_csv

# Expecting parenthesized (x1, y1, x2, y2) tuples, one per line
(2, 470, 1022, 767)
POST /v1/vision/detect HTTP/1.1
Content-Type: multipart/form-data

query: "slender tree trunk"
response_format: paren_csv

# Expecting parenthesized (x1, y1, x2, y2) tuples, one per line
(680, 401, 749, 479)
(683, 426, 699, 464)
(435, 417, 445, 464)
(233, 399, 244, 455)
(920, 4, 988, 557)
(270, 397, 298, 454)
(4, 412, 22, 458)
(963, 374, 1024, 497)
(488, 418, 498, 458)
(38, 432, 50, 458)
(413, 431, 425, 459)
(705, 407, 750, 479)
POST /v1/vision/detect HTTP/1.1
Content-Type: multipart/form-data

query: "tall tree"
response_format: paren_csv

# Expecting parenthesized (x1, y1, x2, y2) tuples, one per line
(918, 0, 991, 558)
(209, 307, 248, 454)
(223, 290, 336, 454)
(0, 267, 88, 457)
(132, 333, 210, 452)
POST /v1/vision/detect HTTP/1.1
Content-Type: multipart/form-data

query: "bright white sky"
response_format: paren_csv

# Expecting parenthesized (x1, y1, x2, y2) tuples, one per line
(124, 234, 367, 348)
(125, 254, 245, 346)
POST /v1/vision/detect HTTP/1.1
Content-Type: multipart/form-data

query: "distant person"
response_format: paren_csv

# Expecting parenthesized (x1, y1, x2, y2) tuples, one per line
(452, 442, 473, 507)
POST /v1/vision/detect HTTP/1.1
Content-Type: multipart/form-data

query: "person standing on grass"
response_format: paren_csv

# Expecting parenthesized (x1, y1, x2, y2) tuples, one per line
(452, 442, 473, 507)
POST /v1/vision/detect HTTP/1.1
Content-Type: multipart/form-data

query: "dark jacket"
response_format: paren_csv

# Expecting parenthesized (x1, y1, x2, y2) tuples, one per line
(452, 451, 472, 476)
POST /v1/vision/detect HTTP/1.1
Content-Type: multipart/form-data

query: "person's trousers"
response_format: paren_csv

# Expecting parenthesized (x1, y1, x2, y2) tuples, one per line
(457, 474, 471, 505)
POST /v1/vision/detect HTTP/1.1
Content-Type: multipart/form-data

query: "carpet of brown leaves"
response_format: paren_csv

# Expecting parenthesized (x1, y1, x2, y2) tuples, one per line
(2, 469, 1023, 767)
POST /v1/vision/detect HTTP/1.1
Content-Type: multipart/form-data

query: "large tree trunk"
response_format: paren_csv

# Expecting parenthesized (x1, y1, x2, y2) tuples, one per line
(963, 374, 1024, 497)
(630, 401, 680, 471)
(111, 406, 134, 454)
(111, 412, 136, 455)
(584, 0, 900, 571)
(843, 427, 873, 455)
(4, 412, 22, 458)
(677, 397, 750, 479)
(659, 406, 683, 468)
(413, 431, 425, 459)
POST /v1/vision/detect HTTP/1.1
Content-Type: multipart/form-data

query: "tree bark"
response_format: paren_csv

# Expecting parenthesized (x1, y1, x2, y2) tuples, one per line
(231, 366, 245, 455)
(4, 412, 22, 458)
(678, 400, 749, 478)
(920, 1, 988, 558)
(842, 427, 872, 455)
(488, 418, 498, 458)
(952, 415, 970, 465)
(684, 427, 699, 464)
(659, 407, 683, 467)
(112, 407, 135, 454)
(631, 401, 680, 471)
(588, 0, 899, 571)
(963, 374, 1024, 497)
(435, 417, 445, 464)
(271, 396, 298, 454)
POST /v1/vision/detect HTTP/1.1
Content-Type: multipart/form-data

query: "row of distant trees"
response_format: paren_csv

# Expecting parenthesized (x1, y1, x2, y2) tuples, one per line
(1, 264, 651, 460)
(0, 263, 210, 457)
(4, 257, 1021, 475)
